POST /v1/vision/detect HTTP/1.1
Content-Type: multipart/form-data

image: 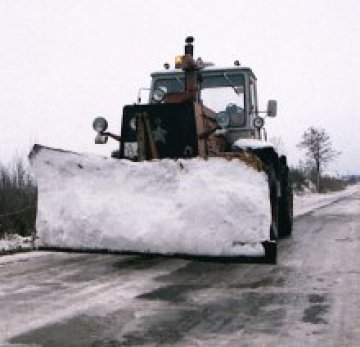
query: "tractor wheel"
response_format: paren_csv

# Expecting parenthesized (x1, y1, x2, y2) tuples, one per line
(278, 169, 293, 238)
(263, 241, 277, 264)
(279, 189, 293, 238)
(266, 165, 278, 264)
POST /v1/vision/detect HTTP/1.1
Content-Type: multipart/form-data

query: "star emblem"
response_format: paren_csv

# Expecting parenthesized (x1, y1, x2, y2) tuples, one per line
(152, 119, 167, 144)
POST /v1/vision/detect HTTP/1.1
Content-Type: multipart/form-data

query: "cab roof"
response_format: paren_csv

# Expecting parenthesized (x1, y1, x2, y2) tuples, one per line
(151, 66, 257, 80)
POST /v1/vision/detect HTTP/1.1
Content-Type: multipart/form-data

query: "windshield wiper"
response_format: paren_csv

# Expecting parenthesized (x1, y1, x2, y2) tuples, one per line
(175, 75, 184, 88)
(223, 73, 242, 95)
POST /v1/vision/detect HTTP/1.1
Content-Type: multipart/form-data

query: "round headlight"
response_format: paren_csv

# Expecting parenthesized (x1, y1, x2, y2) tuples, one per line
(129, 117, 136, 131)
(92, 117, 108, 133)
(216, 111, 230, 128)
(153, 87, 167, 102)
(253, 116, 264, 128)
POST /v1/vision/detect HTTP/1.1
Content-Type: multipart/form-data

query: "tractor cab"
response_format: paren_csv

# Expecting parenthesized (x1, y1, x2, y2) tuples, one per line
(93, 37, 277, 161)
(150, 66, 262, 141)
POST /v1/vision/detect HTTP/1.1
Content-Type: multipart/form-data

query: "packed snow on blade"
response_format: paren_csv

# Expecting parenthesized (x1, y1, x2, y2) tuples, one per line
(30, 145, 271, 257)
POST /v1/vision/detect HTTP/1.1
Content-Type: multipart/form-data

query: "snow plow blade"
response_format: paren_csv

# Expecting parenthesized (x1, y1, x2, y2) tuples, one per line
(30, 145, 272, 258)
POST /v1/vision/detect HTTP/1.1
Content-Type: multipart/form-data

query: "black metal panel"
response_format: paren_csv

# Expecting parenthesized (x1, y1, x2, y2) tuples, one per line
(120, 103, 198, 160)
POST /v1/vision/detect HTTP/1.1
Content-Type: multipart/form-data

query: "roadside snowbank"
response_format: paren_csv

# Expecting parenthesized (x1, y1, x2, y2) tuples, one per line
(30, 146, 271, 256)
(294, 185, 359, 217)
(0, 234, 32, 254)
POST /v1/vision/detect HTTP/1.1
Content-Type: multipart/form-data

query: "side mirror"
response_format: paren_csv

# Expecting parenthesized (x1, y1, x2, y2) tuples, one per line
(93, 117, 108, 132)
(267, 100, 277, 118)
(152, 87, 167, 103)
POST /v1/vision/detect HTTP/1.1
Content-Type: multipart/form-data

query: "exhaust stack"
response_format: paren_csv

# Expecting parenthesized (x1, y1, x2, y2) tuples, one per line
(183, 36, 199, 101)
(185, 36, 194, 56)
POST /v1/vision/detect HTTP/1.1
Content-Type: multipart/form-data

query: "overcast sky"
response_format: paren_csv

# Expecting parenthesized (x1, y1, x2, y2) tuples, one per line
(1, 0, 359, 173)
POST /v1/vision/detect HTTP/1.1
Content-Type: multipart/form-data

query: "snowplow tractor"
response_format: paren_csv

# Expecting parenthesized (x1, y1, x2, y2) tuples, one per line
(30, 37, 293, 264)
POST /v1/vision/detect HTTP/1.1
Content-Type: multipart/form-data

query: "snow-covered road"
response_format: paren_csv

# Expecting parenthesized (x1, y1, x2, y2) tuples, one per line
(0, 185, 359, 346)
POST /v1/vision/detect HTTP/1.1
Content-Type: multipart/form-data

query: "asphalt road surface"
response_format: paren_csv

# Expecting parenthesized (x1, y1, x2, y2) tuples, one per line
(0, 191, 359, 346)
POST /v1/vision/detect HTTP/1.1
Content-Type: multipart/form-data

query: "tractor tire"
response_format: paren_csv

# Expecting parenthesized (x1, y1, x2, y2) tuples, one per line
(278, 188, 293, 238)
(263, 241, 277, 264)
(266, 164, 278, 264)
(278, 157, 293, 238)
(251, 147, 281, 264)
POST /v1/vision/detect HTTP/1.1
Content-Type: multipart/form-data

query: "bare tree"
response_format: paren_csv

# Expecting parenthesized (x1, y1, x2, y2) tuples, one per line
(297, 127, 340, 192)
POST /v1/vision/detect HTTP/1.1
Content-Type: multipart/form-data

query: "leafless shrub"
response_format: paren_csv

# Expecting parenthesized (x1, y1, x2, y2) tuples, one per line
(290, 160, 349, 193)
(344, 175, 360, 185)
(0, 157, 37, 238)
(320, 175, 347, 192)
(289, 166, 308, 192)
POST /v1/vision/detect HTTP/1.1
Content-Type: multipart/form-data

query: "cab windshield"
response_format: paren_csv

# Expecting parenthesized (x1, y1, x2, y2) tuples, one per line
(152, 72, 245, 112)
